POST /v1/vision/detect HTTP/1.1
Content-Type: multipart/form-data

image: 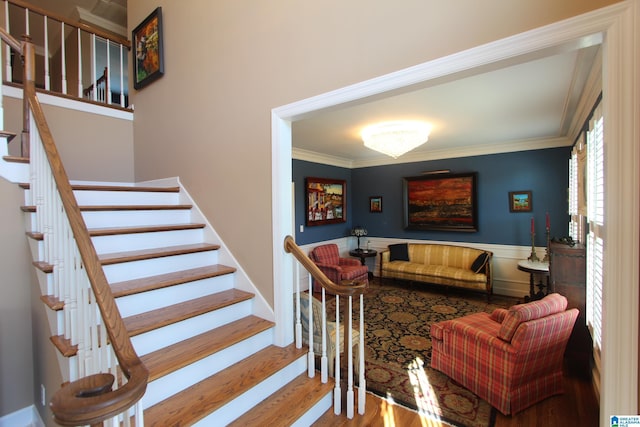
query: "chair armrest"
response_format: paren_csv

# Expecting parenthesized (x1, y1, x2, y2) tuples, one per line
(339, 258, 361, 267)
(315, 263, 343, 273)
(435, 314, 515, 355)
(490, 308, 509, 323)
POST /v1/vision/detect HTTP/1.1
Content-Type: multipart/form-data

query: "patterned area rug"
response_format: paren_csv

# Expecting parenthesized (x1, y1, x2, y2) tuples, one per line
(324, 279, 516, 427)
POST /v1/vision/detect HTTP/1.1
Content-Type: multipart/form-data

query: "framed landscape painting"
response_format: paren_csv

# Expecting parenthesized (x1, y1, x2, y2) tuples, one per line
(133, 7, 164, 89)
(306, 177, 346, 226)
(403, 172, 478, 231)
(509, 190, 532, 212)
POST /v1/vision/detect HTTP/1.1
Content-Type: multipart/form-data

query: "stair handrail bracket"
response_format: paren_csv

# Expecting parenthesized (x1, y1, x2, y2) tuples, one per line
(2, 28, 148, 426)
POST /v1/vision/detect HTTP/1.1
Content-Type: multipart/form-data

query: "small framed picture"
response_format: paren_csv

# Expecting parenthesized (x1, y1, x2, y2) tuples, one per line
(509, 190, 532, 212)
(369, 196, 382, 213)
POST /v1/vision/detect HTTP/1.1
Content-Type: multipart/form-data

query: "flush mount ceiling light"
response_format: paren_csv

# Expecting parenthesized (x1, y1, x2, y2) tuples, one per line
(361, 120, 432, 159)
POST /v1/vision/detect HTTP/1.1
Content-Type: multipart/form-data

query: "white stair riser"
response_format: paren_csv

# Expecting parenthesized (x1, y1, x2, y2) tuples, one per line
(141, 328, 274, 409)
(92, 228, 204, 254)
(194, 356, 307, 426)
(116, 274, 236, 318)
(81, 209, 192, 228)
(73, 190, 179, 206)
(291, 392, 334, 427)
(131, 300, 254, 356)
(27, 238, 42, 263)
(102, 251, 219, 283)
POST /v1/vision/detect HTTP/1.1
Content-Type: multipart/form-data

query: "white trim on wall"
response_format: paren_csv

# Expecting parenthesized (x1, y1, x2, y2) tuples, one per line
(0, 405, 44, 427)
(272, 1, 639, 421)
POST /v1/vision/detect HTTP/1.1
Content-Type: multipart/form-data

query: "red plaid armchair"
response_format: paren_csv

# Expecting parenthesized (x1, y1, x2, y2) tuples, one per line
(430, 293, 578, 415)
(309, 244, 369, 292)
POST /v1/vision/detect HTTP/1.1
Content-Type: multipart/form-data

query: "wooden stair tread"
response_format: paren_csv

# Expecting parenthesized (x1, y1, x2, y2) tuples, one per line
(99, 242, 220, 265)
(19, 183, 180, 192)
(26, 231, 44, 240)
(50, 335, 78, 357)
(79, 204, 193, 211)
(123, 289, 254, 337)
(41, 295, 64, 311)
(3, 155, 28, 163)
(33, 261, 53, 273)
(144, 344, 307, 427)
(228, 373, 334, 426)
(141, 315, 274, 381)
(21, 204, 192, 213)
(89, 223, 205, 236)
(0, 130, 17, 141)
(111, 264, 236, 297)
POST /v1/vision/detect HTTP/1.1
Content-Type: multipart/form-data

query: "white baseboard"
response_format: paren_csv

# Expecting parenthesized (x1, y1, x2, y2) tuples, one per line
(0, 405, 44, 427)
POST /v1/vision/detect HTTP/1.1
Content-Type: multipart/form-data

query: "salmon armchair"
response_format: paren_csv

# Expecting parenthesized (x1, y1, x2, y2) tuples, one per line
(309, 244, 369, 292)
(430, 293, 578, 415)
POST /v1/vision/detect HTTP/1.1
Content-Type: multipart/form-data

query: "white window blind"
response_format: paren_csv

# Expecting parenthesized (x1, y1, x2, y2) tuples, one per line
(569, 149, 578, 239)
(586, 103, 604, 351)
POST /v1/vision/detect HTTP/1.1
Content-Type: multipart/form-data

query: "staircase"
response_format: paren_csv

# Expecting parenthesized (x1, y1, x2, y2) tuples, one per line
(19, 177, 334, 426)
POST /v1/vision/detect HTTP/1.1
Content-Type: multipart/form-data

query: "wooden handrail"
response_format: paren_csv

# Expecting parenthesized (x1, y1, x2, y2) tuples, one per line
(6, 0, 131, 48)
(1, 31, 147, 426)
(283, 235, 367, 296)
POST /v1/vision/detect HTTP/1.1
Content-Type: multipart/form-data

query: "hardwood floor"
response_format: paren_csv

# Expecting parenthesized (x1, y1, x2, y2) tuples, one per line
(313, 372, 598, 426)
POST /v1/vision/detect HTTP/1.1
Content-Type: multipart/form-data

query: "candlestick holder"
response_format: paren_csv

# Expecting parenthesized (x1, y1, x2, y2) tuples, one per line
(528, 232, 540, 262)
(542, 227, 550, 262)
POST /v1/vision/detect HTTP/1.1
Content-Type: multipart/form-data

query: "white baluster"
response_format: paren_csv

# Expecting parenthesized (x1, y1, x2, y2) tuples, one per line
(60, 22, 67, 94)
(346, 295, 354, 418)
(90, 34, 97, 101)
(24, 8, 29, 36)
(106, 39, 111, 104)
(43, 16, 50, 90)
(320, 288, 328, 383)
(307, 290, 314, 377)
(358, 293, 366, 414)
(77, 28, 82, 97)
(119, 43, 125, 107)
(4, 1, 11, 82)
(333, 295, 341, 414)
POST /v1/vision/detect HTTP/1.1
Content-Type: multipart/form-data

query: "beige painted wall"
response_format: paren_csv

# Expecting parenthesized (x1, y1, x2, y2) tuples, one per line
(128, 0, 620, 307)
(0, 178, 34, 416)
(3, 97, 134, 182)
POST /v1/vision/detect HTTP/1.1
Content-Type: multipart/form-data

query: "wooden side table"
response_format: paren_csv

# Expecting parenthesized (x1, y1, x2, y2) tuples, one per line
(349, 249, 377, 278)
(517, 259, 550, 302)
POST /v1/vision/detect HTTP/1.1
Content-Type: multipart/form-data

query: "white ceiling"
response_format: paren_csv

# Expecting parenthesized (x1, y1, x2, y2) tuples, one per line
(293, 43, 601, 168)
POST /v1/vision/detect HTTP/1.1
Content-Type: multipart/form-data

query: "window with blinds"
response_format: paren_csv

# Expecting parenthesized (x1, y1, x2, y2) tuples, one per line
(586, 104, 604, 351)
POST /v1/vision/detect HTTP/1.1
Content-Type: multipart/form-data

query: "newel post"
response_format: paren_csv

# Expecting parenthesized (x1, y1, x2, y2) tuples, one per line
(21, 35, 35, 158)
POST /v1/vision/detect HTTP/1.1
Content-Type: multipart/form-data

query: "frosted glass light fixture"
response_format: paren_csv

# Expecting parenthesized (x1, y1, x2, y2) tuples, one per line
(361, 120, 432, 158)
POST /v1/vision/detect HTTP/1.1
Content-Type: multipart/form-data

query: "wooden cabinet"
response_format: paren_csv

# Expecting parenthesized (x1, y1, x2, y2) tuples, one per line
(549, 241, 592, 379)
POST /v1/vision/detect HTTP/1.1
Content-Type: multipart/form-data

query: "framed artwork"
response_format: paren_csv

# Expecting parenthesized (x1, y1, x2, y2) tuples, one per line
(369, 196, 382, 213)
(509, 190, 532, 212)
(133, 7, 164, 90)
(306, 177, 346, 226)
(403, 172, 478, 231)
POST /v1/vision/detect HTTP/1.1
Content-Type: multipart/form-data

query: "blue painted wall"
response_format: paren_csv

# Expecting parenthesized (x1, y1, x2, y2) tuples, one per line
(294, 147, 571, 247)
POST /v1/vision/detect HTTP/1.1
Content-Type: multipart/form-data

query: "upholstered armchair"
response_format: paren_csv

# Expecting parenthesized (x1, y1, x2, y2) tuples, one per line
(296, 293, 360, 377)
(430, 293, 578, 415)
(309, 244, 369, 293)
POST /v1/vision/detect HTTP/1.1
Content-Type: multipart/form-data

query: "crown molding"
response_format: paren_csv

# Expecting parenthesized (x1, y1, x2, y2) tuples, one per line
(293, 136, 571, 169)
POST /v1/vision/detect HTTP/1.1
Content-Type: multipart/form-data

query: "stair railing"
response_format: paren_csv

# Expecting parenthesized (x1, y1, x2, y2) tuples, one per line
(1, 27, 147, 427)
(283, 235, 367, 419)
(2, 0, 130, 108)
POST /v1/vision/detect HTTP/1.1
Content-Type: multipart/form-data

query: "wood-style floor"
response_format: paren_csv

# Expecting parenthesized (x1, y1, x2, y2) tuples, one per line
(313, 372, 598, 426)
